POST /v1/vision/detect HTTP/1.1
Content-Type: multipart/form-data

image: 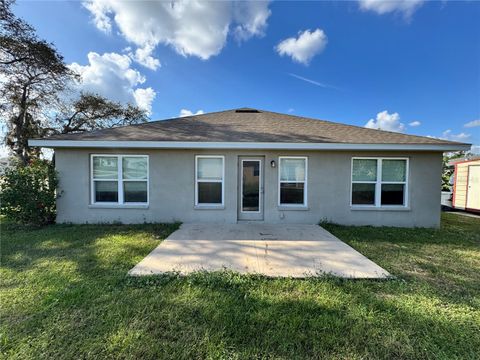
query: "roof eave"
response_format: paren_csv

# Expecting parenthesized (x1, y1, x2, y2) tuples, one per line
(28, 140, 471, 152)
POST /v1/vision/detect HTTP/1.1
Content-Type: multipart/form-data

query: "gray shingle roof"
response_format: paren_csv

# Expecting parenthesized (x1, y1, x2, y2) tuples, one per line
(42, 108, 466, 145)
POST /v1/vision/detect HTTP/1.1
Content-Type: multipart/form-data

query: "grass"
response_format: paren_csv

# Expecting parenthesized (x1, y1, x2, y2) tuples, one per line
(1, 213, 479, 359)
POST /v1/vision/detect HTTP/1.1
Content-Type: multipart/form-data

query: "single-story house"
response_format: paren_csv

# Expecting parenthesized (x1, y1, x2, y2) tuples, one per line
(29, 108, 470, 227)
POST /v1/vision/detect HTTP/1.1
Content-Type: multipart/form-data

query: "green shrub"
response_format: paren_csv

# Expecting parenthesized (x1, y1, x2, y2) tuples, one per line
(0, 159, 58, 225)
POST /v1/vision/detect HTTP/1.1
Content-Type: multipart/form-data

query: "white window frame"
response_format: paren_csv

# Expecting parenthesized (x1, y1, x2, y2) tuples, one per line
(350, 157, 409, 208)
(90, 154, 149, 206)
(195, 155, 225, 207)
(278, 156, 308, 207)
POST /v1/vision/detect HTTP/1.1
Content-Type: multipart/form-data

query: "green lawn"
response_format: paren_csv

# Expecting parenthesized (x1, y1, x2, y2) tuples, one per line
(1, 213, 479, 359)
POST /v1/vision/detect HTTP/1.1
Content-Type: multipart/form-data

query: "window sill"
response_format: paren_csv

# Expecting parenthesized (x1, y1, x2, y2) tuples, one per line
(88, 204, 149, 209)
(278, 205, 309, 211)
(194, 205, 225, 210)
(350, 206, 410, 211)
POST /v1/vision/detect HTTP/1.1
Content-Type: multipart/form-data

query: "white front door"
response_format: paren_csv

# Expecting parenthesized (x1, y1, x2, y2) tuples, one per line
(466, 165, 480, 210)
(238, 157, 264, 221)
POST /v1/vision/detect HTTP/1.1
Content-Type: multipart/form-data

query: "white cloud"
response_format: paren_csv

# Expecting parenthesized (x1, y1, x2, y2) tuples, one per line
(470, 145, 480, 154)
(232, 1, 271, 41)
(179, 109, 204, 117)
(364, 110, 405, 132)
(129, 45, 161, 71)
(440, 129, 471, 142)
(133, 88, 156, 113)
(464, 119, 480, 128)
(83, 0, 271, 66)
(276, 29, 328, 65)
(358, 0, 424, 18)
(83, 0, 111, 32)
(409, 121, 421, 127)
(69, 52, 156, 114)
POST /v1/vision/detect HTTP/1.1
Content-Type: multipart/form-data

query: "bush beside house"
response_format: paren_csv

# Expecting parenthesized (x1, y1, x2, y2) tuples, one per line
(0, 159, 58, 225)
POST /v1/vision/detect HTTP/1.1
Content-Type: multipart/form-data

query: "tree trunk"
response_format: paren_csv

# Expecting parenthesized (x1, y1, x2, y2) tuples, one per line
(14, 84, 29, 165)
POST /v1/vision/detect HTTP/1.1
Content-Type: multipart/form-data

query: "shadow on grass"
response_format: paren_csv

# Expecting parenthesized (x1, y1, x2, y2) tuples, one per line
(321, 214, 480, 311)
(9, 271, 477, 358)
(1, 223, 179, 272)
(114, 272, 478, 359)
(1, 216, 479, 359)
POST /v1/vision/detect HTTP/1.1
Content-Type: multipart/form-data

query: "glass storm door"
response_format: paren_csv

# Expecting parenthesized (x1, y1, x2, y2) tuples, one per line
(238, 157, 263, 220)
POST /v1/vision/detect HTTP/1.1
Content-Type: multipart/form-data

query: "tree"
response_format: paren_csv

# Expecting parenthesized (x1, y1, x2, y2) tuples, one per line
(1, 1, 148, 163)
(1, 0, 75, 163)
(47, 92, 147, 135)
(442, 151, 465, 191)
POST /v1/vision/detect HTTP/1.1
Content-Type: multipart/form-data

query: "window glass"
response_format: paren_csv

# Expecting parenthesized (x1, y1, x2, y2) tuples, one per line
(123, 157, 147, 180)
(94, 181, 118, 202)
(280, 183, 304, 204)
(382, 160, 406, 182)
(242, 161, 260, 211)
(197, 158, 223, 180)
(198, 182, 222, 204)
(124, 181, 148, 203)
(352, 183, 376, 205)
(92, 155, 148, 204)
(352, 158, 408, 207)
(381, 184, 405, 205)
(93, 157, 118, 179)
(352, 159, 377, 181)
(196, 156, 223, 205)
(280, 158, 305, 182)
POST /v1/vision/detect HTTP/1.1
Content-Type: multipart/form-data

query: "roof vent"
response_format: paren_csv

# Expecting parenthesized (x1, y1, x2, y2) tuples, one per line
(235, 108, 260, 113)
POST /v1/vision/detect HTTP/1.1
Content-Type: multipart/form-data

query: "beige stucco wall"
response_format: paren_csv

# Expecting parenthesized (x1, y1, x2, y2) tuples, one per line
(54, 148, 443, 227)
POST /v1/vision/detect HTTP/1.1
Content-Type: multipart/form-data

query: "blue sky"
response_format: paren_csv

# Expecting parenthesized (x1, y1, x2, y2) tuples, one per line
(11, 0, 480, 152)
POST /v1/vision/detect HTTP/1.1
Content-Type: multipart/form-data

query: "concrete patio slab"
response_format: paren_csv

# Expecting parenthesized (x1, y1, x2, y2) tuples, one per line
(128, 223, 390, 278)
